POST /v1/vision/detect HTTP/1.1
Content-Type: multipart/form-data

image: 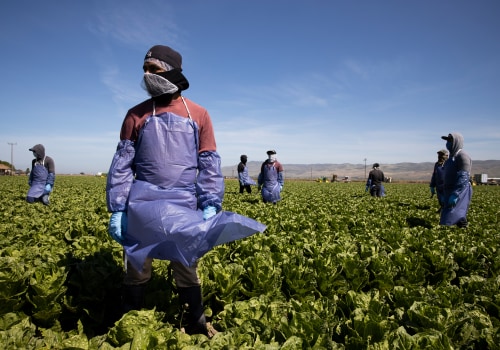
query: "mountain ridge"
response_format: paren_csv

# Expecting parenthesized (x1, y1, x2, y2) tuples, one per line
(222, 160, 500, 182)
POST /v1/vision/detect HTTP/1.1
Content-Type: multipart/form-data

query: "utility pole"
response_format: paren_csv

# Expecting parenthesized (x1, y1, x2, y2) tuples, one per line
(364, 158, 367, 180)
(7, 142, 17, 175)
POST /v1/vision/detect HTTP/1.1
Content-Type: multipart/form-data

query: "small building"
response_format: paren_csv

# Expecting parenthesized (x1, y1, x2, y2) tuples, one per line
(0, 164, 12, 175)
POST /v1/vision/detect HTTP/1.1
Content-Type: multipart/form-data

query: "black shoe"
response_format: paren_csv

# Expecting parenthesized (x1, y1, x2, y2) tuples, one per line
(178, 286, 208, 335)
(121, 283, 146, 313)
(42, 195, 50, 205)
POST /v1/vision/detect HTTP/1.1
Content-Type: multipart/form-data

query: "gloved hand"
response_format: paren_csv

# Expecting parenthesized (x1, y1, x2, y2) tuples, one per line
(365, 185, 369, 192)
(448, 194, 459, 207)
(280, 185, 283, 192)
(44, 184, 52, 194)
(203, 206, 217, 220)
(108, 211, 127, 244)
(430, 187, 436, 195)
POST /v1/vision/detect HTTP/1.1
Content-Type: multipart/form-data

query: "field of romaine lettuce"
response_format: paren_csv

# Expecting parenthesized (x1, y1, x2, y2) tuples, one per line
(0, 175, 499, 349)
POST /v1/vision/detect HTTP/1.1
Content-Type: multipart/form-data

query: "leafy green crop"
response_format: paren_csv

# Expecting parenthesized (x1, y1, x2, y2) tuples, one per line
(0, 176, 499, 349)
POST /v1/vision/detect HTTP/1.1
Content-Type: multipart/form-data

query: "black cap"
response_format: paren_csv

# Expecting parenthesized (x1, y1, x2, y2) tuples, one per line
(145, 45, 182, 70)
(266, 150, 276, 155)
(441, 134, 453, 141)
(373, 163, 379, 168)
(29, 144, 43, 152)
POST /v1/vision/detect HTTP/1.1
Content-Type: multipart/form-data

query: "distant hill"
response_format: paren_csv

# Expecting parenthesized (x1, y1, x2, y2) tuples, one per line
(222, 160, 500, 182)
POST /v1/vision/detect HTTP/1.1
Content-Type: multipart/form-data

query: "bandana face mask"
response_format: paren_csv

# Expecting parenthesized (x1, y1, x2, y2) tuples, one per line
(142, 73, 179, 97)
(446, 140, 453, 153)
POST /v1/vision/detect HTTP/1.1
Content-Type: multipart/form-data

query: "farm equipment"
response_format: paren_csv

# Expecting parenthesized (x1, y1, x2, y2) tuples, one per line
(474, 173, 500, 185)
(329, 174, 350, 183)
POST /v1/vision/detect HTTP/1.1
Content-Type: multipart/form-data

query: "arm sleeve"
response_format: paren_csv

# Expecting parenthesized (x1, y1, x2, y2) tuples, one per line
(278, 171, 284, 187)
(450, 153, 472, 196)
(196, 151, 224, 211)
(46, 173, 55, 186)
(451, 170, 470, 197)
(44, 157, 56, 186)
(45, 157, 56, 174)
(237, 164, 244, 184)
(106, 140, 135, 212)
(430, 164, 437, 187)
(28, 161, 34, 185)
(257, 163, 265, 185)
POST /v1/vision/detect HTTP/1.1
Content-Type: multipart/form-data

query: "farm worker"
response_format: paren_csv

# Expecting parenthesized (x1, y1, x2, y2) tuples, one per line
(440, 132, 472, 228)
(430, 149, 449, 211)
(366, 163, 385, 197)
(106, 44, 266, 336)
(26, 144, 55, 206)
(237, 154, 256, 194)
(258, 150, 284, 204)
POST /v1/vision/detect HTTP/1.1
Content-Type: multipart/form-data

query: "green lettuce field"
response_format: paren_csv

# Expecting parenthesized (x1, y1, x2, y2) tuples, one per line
(0, 175, 499, 349)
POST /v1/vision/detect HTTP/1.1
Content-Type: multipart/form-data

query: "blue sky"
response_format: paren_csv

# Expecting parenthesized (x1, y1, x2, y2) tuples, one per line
(1, 0, 499, 174)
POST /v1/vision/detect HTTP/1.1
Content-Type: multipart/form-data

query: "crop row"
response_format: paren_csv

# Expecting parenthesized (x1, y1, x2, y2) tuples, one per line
(0, 176, 499, 349)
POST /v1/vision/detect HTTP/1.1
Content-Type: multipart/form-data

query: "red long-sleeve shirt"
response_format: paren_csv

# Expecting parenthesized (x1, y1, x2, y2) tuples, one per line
(119, 96, 217, 153)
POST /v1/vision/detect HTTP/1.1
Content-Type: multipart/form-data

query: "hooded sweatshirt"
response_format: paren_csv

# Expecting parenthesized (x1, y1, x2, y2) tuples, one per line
(29, 144, 56, 185)
(439, 132, 472, 226)
(443, 132, 471, 194)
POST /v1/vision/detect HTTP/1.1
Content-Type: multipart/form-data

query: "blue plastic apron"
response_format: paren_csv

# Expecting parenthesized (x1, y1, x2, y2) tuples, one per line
(123, 111, 266, 269)
(261, 163, 281, 203)
(27, 162, 48, 198)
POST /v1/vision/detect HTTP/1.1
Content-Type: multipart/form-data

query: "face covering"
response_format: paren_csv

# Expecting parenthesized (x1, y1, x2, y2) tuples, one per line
(269, 155, 277, 162)
(446, 141, 453, 152)
(158, 69, 190, 91)
(32, 151, 37, 158)
(142, 73, 179, 97)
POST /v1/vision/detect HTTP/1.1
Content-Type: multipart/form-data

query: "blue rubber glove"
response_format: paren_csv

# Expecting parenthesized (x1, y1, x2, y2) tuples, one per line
(203, 206, 217, 220)
(430, 187, 436, 195)
(108, 211, 127, 244)
(448, 194, 459, 207)
(44, 184, 52, 194)
(280, 185, 283, 192)
(365, 185, 369, 192)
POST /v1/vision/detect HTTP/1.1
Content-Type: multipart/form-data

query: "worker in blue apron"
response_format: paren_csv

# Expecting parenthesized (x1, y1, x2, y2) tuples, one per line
(106, 44, 266, 336)
(440, 132, 472, 228)
(27, 144, 55, 205)
(258, 150, 284, 204)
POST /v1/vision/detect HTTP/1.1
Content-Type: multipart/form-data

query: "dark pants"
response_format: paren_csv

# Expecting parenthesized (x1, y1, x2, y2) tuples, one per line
(26, 194, 50, 205)
(239, 184, 251, 194)
(370, 185, 382, 197)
